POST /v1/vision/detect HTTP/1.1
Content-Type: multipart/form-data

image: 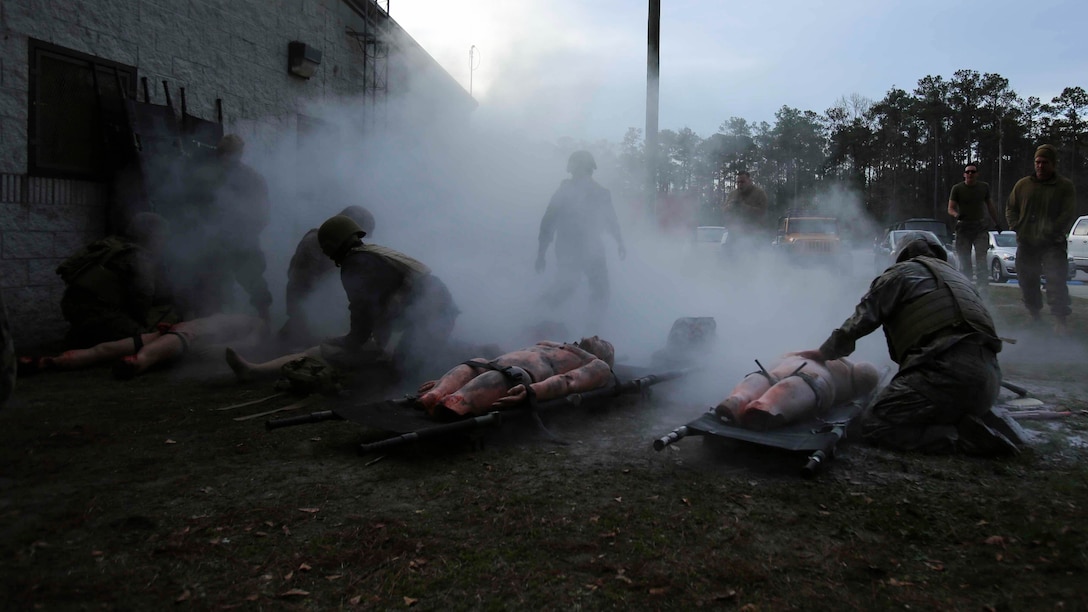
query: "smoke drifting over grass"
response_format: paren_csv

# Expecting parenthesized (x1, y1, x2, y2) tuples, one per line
(225, 50, 897, 412)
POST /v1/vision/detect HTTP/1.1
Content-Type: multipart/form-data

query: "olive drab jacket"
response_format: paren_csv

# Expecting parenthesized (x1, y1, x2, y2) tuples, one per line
(285, 228, 334, 319)
(819, 256, 1001, 371)
(57, 236, 147, 305)
(338, 243, 454, 347)
(57, 236, 175, 343)
(1005, 172, 1077, 246)
(538, 176, 623, 263)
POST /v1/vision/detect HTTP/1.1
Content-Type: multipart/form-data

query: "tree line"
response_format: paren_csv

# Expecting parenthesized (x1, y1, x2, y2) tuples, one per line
(599, 70, 1086, 235)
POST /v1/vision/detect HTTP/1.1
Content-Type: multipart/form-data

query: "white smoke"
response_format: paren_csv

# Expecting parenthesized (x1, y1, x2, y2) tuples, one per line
(212, 44, 900, 413)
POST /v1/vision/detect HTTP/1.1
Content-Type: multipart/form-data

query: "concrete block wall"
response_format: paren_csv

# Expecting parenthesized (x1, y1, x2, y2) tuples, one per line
(0, 0, 470, 347)
(0, 174, 106, 343)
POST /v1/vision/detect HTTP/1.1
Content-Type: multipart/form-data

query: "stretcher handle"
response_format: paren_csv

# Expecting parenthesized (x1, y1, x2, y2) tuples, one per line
(358, 411, 506, 454)
(653, 425, 689, 451)
(801, 449, 828, 478)
(266, 410, 340, 430)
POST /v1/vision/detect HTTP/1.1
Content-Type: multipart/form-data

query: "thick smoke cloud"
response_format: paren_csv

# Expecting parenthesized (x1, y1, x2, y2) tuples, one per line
(223, 46, 899, 411)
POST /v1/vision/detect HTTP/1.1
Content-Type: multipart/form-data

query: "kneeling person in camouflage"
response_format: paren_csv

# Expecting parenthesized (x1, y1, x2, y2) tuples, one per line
(227, 214, 459, 380)
(57, 212, 179, 348)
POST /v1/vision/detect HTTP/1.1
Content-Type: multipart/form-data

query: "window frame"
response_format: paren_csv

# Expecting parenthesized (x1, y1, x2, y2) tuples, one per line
(27, 38, 137, 180)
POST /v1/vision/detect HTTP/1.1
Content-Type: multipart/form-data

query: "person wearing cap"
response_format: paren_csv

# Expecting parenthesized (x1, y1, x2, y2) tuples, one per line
(279, 205, 376, 347)
(723, 171, 769, 231)
(796, 234, 1016, 456)
(948, 161, 1004, 287)
(536, 150, 625, 333)
(171, 134, 273, 323)
(720, 171, 771, 263)
(227, 214, 459, 379)
(1005, 144, 1078, 334)
(55, 212, 180, 349)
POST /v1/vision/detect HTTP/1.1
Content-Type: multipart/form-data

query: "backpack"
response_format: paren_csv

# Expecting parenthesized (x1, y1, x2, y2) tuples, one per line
(56, 236, 133, 284)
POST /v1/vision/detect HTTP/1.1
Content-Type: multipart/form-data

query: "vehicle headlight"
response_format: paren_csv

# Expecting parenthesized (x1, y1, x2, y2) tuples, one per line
(1002, 254, 1015, 262)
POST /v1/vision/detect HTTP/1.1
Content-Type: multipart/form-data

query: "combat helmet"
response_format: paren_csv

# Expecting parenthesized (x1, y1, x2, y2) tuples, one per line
(895, 232, 948, 263)
(217, 134, 245, 156)
(567, 150, 597, 174)
(339, 205, 375, 237)
(318, 215, 365, 261)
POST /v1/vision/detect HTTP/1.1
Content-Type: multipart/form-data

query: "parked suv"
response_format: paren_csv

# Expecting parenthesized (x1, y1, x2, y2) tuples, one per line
(772, 215, 850, 271)
(1069, 215, 1088, 274)
(886, 217, 953, 248)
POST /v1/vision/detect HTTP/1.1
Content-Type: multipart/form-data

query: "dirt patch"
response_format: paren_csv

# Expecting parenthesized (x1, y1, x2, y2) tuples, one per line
(2, 292, 1087, 609)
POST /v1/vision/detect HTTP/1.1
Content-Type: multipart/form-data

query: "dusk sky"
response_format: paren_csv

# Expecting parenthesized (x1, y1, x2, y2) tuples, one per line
(391, 0, 1087, 142)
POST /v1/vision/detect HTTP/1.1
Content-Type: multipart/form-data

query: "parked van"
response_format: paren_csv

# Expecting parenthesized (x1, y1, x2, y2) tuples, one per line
(1069, 215, 1088, 273)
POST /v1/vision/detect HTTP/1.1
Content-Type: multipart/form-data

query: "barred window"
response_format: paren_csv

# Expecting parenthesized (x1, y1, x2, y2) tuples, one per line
(28, 39, 136, 179)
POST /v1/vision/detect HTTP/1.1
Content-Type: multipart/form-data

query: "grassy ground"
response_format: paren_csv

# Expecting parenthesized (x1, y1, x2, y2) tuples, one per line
(1, 286, 1086, 610)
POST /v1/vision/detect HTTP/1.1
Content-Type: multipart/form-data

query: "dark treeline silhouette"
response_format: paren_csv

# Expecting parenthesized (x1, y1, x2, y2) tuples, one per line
(590, 70, 1085, 237)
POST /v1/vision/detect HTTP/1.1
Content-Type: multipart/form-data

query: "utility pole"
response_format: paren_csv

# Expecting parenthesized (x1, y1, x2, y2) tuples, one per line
(645, 0, 661, 222)
(469, 45, 479, 96)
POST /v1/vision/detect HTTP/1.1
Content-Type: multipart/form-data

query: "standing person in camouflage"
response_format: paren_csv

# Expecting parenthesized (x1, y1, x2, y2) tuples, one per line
(172, 134, 273, 323)
(57, 212, 179, 348)
(0, 289, 14, 409)
(1005, 144, 1078, 335)
(536, 150, 626, 333)
(279, 205, 375, 347)
(948, 161, 1004, 286)
(227, 214, 459, 379)
(797, 234, 1016, 456)
(722, 171, 770, 257)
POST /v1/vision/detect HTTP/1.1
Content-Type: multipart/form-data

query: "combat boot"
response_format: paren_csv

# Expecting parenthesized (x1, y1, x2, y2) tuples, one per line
(957, 414, 1020, 457)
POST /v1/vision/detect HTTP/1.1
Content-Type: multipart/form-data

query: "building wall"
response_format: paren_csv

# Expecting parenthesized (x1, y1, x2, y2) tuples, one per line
(0, 0, 472, 347)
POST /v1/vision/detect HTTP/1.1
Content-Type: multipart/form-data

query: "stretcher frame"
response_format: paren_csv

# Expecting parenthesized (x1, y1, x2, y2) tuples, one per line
(266, 365, 690, 455)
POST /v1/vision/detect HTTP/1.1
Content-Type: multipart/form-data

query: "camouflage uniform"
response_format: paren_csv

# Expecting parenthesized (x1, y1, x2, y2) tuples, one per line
(279, 229, 334, 344)
(817, 253, 1006, 454)
(0, 288, 14, 409)
(169, 158, 272, 318)
(331, 243, 459, 374)
(57, 235, 178, 348)
(538, 176, 624, 311)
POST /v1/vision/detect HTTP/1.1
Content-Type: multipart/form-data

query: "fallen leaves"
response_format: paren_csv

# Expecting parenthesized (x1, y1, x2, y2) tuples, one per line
(403, 596, 418, 606)
(279, 588, 310, 598)
(164, 439, 177, 445)
(984, 535, 1006, 547)
(887, 577, 914, 587)
(298, 507, 320, 514)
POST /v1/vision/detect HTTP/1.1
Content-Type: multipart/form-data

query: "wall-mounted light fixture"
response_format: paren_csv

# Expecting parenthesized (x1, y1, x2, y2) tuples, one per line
(287, 41, 322, 79)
